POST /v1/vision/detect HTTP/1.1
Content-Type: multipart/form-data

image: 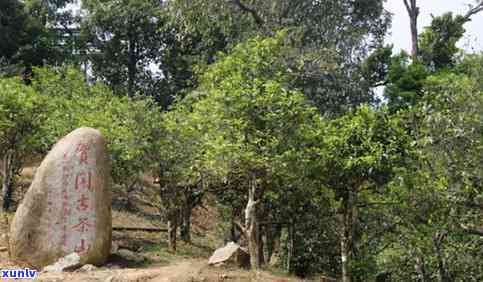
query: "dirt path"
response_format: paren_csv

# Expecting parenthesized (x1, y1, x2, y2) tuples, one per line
(10, 259, 303, 282)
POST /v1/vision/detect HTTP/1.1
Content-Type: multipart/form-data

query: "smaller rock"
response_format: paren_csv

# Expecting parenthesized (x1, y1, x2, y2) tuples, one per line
(42, 253, 81, 273)
(208, 242, 250, 268)
(77, 264, 97, 272)
(117, 249, 146, 264)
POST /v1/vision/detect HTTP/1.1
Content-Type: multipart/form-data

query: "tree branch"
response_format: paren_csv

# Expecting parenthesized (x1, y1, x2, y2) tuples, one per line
(403, 0, 419, 16)
(463, 1, 483, 22)
(231, 0, 265, 27)
(461, 224, 483, 236)
(356, 201, 400, 208)
(403, 0, 411, 14)
(234, 219, 248, 240)
(372, 81, 388, 88)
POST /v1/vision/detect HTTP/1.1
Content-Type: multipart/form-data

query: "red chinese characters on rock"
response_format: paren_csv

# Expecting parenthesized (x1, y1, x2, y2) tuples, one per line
(76, 194, 90, 212)
(72, 217, 93, 233)
(74, 239, 90, 253)
(75, 171, 92, 191)
(72, 215, 93, 253)
(72, 142, 96, 254)
(60, 151, 73, 248)
(75, 143, 89, 165)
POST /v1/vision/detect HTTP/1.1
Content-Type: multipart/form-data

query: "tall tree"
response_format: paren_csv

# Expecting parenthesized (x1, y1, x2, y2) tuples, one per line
(0, 0, 32, 64)
(81, 0, 165, 98)
(1, 0, 80, 77)
(403, 0, 483, 60)
(403, 0, 420, 58)
(167, 0, 391, 114)
(379, 70, 483, 281)
(177, 33, 319, 269)
(312, 106, 411, 282)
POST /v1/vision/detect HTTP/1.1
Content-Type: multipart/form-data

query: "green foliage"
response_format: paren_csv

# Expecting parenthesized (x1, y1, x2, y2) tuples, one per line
(161, 32, 324, 271)
(309, 105, 413, 280)
(419, 12, 467, 71)
(455, 53, 483, 90)
(2, 0, 483, 279)
(384, 52, 429, 111)
(0, 77, 49, 209)
(0, 77, 48, 158)
(315, 106, 410, 190)
(421, 73, 482, 225)
(1, 0, 78, 76)
(378, 72, 483, 281)
(384, 12, 472, 112)
(361, 45, 393, 87)
(32, 66, 162, 188)
(190, 32, 317, 181)
(0, 0, 33, 63)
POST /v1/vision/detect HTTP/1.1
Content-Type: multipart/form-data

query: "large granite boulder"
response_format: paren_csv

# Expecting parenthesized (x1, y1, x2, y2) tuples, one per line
(10, 127, 112, 269)
(208, 242, 250, 268)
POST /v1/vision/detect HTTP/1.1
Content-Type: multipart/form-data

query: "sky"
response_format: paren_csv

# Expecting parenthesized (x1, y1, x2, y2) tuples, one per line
(385, 0, 483, 53)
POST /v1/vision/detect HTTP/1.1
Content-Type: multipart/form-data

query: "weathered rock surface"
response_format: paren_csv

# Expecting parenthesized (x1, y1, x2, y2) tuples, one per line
(77, 264, 97, 272)
(116, 249, 146, 264)
(208, 242, 250, 268)
(43, 253, 81, 273)
(10, 127, 112, 269)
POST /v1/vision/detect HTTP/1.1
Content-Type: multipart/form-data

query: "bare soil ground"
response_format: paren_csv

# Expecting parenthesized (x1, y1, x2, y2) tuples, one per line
(0, 165, 311, 282)
(6, 259, 304, 282)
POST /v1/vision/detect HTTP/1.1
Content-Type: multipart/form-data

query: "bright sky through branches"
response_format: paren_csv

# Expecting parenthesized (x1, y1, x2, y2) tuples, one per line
(385, 0, 483, 53)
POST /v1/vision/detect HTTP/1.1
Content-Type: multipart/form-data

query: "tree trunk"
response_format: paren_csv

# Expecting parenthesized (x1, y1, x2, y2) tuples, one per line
(245, 172, 261, 270)
(167, 209, 179, 252)
(248, 222, 260, 269)
(1, 153, 14, 259)
(286, 224, 294, 273)
(266, 224, 281, 264)
(257, 223, 265, 266)
(265, 225, 274, 261)
(230, 217, 238, 243)
(434, 231, 450, 282)
(403, 0, 419, 58)
(1, 176, 12, 212)
(409, 11, 418, 58)
(180, 202, 192, 243)
(340, 191, 355, 282)
(340, 224, 351, 282)
(127, 27, 137, 97)
(1, 153, 14, 212)
(181, 183, 204, 243)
